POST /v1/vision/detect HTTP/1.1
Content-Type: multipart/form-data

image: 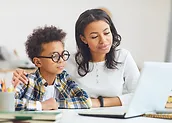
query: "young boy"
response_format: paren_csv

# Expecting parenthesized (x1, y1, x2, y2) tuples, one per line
(14, 26, 92, 111)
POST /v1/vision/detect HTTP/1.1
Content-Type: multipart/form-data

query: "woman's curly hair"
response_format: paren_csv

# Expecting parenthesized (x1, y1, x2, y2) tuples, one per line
(25, 25, 66, 63)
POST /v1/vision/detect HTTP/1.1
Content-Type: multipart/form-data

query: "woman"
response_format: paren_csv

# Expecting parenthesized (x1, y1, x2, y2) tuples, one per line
(12, 9, 140, 108)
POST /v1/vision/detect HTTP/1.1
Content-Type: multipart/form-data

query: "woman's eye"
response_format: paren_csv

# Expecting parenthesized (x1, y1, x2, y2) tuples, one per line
(104, 32, 110, 35)
(91, 36, 98, 39)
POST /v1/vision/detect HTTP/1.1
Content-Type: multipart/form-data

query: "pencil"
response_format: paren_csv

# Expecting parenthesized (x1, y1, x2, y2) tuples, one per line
(0, 81, 2, 92)
(1, 80, 7, 92)
(7, 85, 15, 92)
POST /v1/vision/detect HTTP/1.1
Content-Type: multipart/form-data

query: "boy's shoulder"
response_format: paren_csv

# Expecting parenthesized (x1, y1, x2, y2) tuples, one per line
(58, 70, 69, 79)
(57, 70, 76, 85)
(27, 72, 37, 79)
(26, 70, 40, 83)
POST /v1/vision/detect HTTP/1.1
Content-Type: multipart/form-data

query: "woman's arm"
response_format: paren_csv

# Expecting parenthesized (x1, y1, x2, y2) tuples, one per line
(118, 51, 140, 106)
(91, 97, 122, 108)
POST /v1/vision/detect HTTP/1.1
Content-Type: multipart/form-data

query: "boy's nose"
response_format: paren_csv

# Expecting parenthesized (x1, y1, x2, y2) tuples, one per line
(58, 57, 64, 63)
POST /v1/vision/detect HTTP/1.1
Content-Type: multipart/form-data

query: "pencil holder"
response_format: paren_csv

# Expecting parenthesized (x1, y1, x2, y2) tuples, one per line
(0, 92, 15, 112)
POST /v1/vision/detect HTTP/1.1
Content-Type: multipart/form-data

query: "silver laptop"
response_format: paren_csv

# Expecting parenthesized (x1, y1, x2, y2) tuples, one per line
(78, 62, 172, 119)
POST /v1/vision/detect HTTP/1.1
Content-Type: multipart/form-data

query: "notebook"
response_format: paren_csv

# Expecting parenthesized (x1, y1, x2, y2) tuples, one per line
(0, 110, 62, 121)
(78, 62, 172, 119)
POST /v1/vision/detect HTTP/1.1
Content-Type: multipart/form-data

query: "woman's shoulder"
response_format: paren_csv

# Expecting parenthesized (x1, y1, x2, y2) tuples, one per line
(115, 48, 131, 61)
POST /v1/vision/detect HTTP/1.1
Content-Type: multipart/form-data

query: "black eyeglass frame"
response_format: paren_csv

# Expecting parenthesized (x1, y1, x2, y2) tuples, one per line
(37, 50, 70, 63)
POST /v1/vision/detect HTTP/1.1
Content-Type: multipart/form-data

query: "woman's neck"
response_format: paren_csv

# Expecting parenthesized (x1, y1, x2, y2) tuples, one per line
(91, 53, 106, 62)
(39, 69, 56, 85)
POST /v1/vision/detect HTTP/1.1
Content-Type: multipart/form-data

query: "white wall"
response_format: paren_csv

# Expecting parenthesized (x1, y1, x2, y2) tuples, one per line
(165, 0, 172, 62)
(0, 0, 171, 68)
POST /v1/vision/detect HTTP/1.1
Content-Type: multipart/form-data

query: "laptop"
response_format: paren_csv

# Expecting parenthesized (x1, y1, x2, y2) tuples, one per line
(78, 62, 172, 119)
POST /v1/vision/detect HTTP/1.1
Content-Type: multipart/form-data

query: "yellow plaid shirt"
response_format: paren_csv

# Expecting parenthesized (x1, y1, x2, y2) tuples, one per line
(15, 69, 92, 111)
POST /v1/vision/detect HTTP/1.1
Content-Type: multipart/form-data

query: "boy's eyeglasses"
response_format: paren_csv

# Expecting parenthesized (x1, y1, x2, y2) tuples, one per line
(37, 50, 70, 63)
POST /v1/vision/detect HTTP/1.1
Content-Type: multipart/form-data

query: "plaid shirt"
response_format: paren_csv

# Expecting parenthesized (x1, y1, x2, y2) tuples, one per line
(15, 69, 92, 111)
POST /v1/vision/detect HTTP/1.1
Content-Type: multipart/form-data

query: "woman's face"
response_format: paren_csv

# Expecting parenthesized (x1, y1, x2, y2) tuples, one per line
(81, 20, 113, 57)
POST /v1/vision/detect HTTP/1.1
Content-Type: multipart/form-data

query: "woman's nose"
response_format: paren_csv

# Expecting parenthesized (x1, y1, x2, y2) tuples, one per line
(99, 35, 106, 44)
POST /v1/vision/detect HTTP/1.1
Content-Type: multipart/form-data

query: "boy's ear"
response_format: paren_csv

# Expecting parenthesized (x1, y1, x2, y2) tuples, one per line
(80, 35, 87, 44)
(33, 57, 42, 67)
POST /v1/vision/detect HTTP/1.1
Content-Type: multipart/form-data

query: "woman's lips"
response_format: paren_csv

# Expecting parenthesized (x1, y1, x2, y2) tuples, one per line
(98, 44, 110, 50)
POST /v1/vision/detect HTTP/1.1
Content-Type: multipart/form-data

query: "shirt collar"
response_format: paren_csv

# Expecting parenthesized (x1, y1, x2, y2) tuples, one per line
(35, 69, 48, 86)
(35, 69, 61, 87)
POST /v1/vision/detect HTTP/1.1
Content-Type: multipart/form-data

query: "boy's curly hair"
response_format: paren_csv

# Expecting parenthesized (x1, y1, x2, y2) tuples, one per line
(25, 25, 66, 63)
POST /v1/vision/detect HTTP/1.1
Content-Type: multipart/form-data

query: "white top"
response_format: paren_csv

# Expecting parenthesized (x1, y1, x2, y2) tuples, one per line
(42, 85, 55, 101)
(36, 85, 55, 110)
(65, 49, 140, 106)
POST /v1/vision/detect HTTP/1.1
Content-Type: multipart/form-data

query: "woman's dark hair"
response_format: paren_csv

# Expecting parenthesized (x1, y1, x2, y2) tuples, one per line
(75, 9, 121, 77)
(25, 25, 66, 63)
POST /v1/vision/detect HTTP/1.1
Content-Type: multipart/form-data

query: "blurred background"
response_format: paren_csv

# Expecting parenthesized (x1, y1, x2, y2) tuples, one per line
(0, 0, 171, 70)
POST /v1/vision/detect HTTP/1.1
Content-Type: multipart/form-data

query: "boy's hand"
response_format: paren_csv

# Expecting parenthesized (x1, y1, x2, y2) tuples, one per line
(12, 69, 28, 88)
(41, 98, 58, 110)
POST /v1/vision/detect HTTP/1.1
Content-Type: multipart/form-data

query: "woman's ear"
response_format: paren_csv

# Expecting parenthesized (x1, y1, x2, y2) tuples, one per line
(80, 35, 87, 44)
(33, 57, 42, 67)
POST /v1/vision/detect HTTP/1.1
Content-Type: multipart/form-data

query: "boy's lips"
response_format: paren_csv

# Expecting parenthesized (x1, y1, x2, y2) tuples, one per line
(57, 66, 64, 69)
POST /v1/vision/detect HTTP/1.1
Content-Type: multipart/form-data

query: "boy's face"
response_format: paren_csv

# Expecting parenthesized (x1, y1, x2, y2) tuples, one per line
(36, 41, 66, 74)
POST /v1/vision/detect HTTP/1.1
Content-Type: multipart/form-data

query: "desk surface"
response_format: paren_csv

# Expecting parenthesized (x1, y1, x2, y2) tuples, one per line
(59, 107, 172, 123)
(0, 108, 171, 123)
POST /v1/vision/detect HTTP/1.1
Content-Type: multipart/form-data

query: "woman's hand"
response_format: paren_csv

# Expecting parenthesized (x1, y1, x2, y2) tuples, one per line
(12, 69, 28, 88)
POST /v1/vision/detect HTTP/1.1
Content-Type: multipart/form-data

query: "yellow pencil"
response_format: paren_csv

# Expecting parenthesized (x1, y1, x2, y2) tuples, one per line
(7, 85, 15, 92)
(3, 82, 7, 92)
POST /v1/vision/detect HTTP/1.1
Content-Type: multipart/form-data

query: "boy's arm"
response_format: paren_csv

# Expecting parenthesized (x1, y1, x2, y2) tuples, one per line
(15, 98, 42, 111)
(58, 71, 92, 109)
(15, 82, 58, 111)
(15, 82, 42, 111)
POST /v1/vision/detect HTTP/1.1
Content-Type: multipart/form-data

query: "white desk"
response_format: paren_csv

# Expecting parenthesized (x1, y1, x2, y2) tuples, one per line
(0, 107, 171, 123)
(59, 107, 172, 123)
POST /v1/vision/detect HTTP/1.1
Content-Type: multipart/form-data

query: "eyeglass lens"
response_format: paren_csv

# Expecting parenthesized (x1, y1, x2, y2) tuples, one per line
(52, 50, 70, 62)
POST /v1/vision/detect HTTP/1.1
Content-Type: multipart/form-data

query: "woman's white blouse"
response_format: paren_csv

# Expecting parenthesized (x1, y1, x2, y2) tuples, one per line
(65, 49, 140, 106)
